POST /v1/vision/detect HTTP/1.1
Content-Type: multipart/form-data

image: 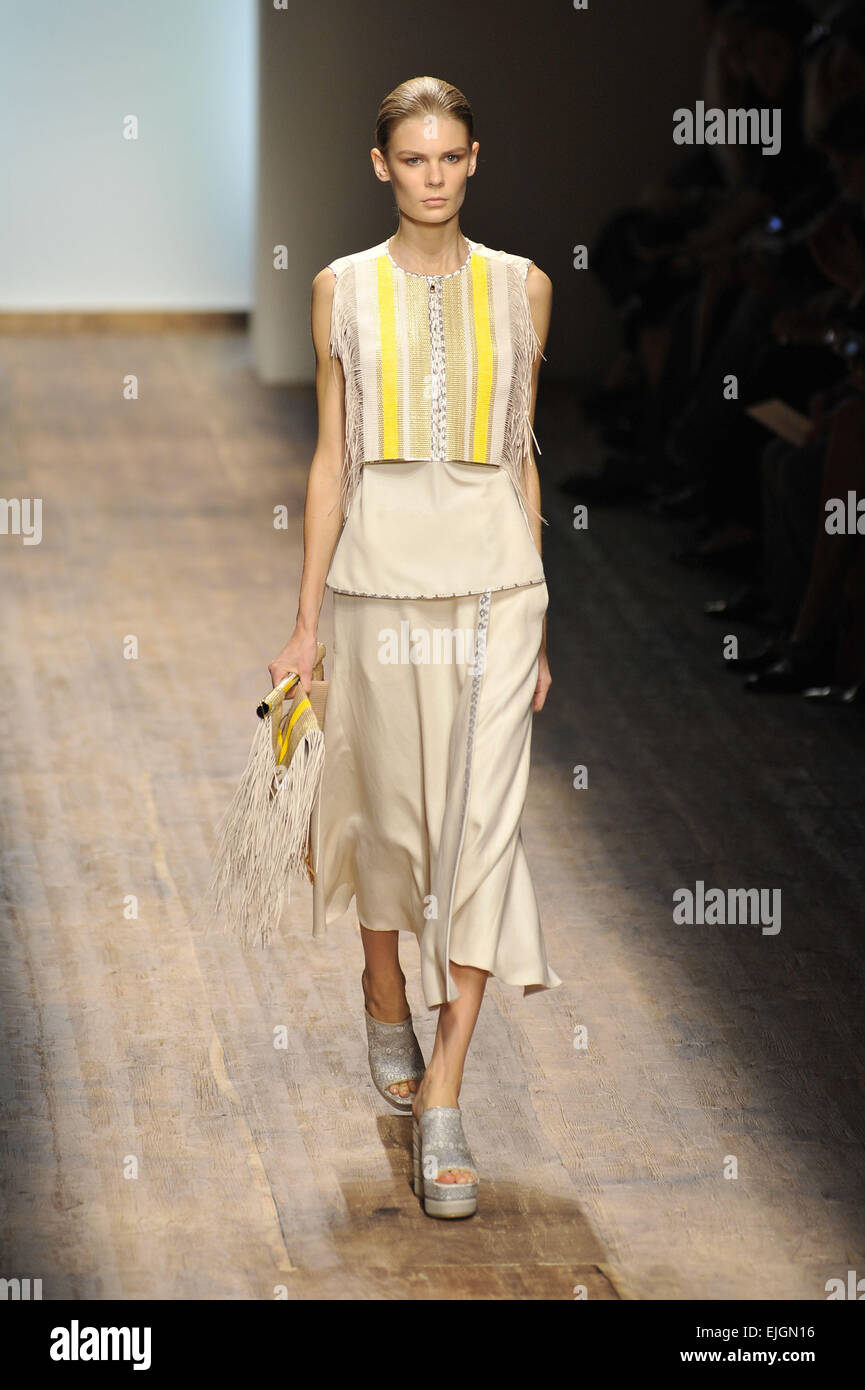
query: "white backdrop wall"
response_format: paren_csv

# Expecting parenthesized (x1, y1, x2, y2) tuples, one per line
(0, 0, 256, 310)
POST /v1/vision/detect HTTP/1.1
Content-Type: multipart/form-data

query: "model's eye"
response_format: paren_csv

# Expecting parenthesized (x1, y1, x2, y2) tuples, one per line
(404, 154, 462, 166)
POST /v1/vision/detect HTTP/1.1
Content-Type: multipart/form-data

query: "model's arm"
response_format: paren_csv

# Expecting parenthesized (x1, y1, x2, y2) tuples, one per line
(524, 263, 553, 713)
(268, 268, 346, 692)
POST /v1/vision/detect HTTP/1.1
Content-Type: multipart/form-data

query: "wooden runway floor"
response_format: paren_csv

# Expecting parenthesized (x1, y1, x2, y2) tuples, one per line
(1, 329, 864, 1300)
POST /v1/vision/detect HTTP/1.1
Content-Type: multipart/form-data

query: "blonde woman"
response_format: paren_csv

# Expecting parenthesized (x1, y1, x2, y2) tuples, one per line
(269, 76, 561, 1219)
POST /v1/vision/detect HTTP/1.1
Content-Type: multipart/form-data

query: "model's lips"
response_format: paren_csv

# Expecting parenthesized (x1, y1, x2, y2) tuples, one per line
(423, 197, 446, 204)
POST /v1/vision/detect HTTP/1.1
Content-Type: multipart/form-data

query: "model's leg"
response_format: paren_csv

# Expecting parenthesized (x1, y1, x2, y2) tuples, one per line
(359, 922, 418, 1099)
(412, 961, 489, 1182)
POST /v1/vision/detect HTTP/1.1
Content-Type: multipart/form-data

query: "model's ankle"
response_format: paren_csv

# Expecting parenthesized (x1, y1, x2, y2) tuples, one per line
(418, 1062, 462, 1100)
(362, 964, 406, 990)
(362, 967, 409, 1019)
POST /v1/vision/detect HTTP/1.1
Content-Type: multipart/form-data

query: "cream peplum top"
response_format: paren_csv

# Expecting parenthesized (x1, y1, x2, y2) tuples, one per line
(323, 236, 547, 600)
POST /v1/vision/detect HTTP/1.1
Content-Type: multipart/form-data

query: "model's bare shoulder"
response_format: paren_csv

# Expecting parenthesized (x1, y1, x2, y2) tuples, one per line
(311, 266, 338, 362)
(525, 263, 552, 353)
(312, 265, 337, 292)
(525, 262, 552, 301)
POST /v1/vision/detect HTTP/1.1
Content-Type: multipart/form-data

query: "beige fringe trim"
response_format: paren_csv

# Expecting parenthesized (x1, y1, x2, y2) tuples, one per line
(208, 711, 325, 950)
(328, 267, 365, 522)
(502, 263, 549, 530)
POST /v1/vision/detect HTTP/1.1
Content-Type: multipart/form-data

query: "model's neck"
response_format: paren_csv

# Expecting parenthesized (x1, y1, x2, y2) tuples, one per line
(387, 220, 469, 276)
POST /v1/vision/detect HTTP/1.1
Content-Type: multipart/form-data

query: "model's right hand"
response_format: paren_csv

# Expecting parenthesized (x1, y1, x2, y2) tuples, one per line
(268, 629, 319, 695)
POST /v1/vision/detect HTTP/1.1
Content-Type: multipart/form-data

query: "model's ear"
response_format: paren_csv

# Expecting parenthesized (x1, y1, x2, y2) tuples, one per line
(370, 147, 390, 182)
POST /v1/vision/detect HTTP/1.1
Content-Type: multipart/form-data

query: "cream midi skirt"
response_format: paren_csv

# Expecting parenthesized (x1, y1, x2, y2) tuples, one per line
(310, 581, 562, 1008)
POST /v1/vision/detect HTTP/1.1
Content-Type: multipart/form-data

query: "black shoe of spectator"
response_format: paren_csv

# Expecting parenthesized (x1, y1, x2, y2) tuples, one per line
(704, 587, 772, 624)
(723, 638, 788, 674)
(801, 682, 863, 705)
(744, 655, 832, 694)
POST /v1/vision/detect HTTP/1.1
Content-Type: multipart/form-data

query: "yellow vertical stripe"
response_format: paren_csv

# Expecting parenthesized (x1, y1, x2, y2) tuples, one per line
(377, 256, 399, 457)
(470, 254, 493, 461)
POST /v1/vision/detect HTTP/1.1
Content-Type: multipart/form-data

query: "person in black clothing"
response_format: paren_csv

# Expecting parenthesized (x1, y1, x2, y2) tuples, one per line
(725, 89, 865, 701)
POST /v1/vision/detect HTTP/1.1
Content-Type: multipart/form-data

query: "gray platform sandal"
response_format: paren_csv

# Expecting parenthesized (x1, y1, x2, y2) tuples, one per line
(364, 1009, 426, 1111)
(412, 1106, 479, 1218)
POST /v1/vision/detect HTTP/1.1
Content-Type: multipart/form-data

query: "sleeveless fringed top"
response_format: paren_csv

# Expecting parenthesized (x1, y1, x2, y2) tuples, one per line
(323, 237, 547, 599)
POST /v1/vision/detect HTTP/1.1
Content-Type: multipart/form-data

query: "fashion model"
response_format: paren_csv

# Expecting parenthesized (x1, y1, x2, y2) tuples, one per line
(269, 75, 561, 1219)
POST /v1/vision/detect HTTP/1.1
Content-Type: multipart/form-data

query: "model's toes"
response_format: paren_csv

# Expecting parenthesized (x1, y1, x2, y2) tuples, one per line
(437, 1167, 477, 1185)
(389, 1080, 414, 1097)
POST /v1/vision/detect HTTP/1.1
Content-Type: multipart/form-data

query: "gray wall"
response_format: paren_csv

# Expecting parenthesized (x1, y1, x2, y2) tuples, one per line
(253, 0, 709, 383)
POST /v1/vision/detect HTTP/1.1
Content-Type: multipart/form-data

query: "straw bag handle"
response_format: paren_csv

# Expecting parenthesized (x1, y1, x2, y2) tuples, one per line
(256, 642, 326, 718)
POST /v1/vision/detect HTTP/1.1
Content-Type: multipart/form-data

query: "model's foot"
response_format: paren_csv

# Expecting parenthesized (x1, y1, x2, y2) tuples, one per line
(361, 967, 418, 1100)
(412, 1072, 476, 1184)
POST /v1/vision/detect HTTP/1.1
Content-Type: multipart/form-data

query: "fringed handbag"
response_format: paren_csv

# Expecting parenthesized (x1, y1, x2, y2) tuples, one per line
(209, 642, 329, 948)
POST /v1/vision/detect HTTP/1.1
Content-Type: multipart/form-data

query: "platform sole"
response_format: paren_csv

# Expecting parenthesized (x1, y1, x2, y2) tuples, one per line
(412, 1117, 478, 1218)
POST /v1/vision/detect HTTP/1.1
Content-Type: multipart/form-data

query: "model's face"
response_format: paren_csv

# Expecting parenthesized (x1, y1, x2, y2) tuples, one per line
(371, 114, 478, 220)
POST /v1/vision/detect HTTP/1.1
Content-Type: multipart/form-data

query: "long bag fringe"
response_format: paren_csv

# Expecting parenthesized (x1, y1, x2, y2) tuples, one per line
(209, 644, 328, 949)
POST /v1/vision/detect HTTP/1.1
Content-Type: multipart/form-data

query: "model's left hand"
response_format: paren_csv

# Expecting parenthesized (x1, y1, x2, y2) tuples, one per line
(533, 646, 551, 712)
